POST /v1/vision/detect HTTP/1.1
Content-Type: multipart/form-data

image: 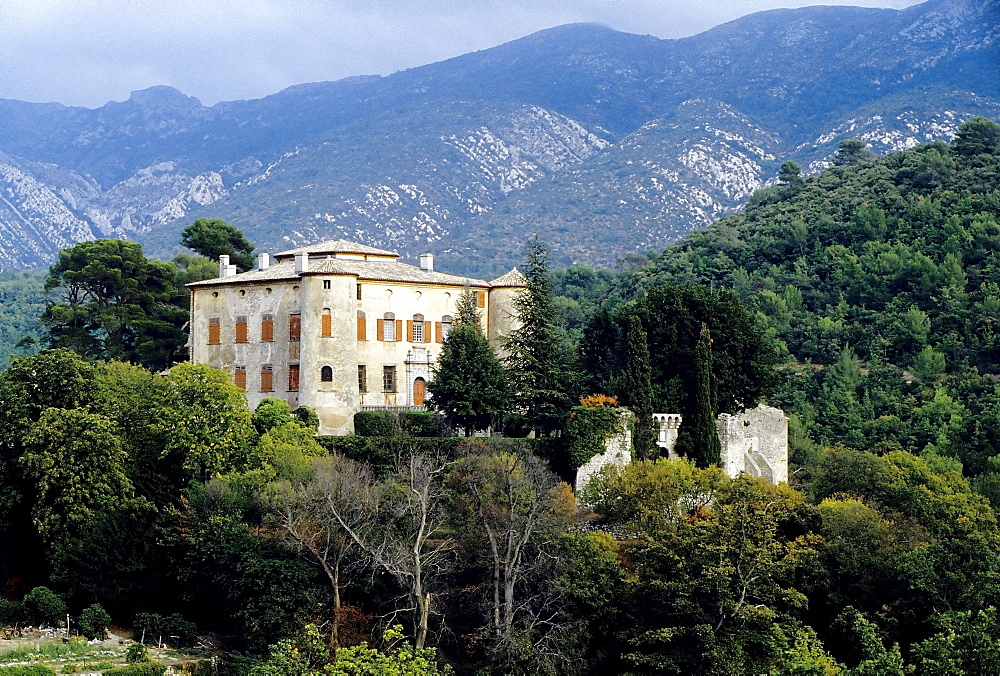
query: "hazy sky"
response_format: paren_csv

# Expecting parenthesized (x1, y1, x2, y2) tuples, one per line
(0, 0, 924, 109)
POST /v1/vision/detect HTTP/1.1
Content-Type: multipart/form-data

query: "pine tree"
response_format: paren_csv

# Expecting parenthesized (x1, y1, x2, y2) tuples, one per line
(428, 295, 510, 435)
(675, 325, 721, 467)
(503, 238, 578, 435)
(623, 313, 656, 460)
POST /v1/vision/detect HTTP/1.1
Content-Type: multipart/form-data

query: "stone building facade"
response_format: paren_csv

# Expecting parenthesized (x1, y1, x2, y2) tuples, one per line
(187, 239, 525, 435)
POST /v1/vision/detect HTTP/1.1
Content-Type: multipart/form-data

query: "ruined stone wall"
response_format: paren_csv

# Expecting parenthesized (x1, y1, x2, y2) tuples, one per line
(574, 410, 633, 493)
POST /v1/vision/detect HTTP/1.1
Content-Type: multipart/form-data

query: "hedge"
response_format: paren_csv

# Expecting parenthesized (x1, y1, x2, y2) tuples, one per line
(317, 435, 570, 481)
(102, 665, 166, 676)
(0, 667, 56, 676)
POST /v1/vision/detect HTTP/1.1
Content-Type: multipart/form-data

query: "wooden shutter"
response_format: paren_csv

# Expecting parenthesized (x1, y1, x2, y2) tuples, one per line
(260, 366, 273, 392)
(289, 314, 302, 341)
(424, 322, 432, 343)
(261, 316, 274, 342)
(234, 367, 246, 390)
(435, 322, 443, 343)
(357, 315, 367, 340)
(395, 320, 403, 341)
(288, 364, 300, 391)
(322, 312, 332, 337)
(208, 318, 221, 344)
(235, 317, 248, 343)
(477, 290, 485, 308)
(407, 320, 414, 342)
(377, 318, 385, 341)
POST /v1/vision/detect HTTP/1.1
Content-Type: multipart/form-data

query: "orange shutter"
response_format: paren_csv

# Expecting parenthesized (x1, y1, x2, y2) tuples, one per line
(260, 368, 273, 392)
(289, 314, 301, 341)
(395, 320, 403, 341)
(322, 314, 332, 337)
(357, 316, 367, 340)
(407, 320, 414, 342)
(288, 364, 300, 391)
(377, 318, 385, 341)
(261, 319, 274, 342)
(235, 320, 248, 343)
(477, 290, 485, 308)
(435, 322, 443, 343)
(425, 322, 432, 343)
(234, 368, 246, 390)
(208, 319, 221, 344)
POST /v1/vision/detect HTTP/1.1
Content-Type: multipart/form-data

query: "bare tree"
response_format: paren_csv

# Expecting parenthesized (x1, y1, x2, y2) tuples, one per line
(268, 454, 367, 646)
(316, 449, 454, 649)
(447, 446, 576, 662)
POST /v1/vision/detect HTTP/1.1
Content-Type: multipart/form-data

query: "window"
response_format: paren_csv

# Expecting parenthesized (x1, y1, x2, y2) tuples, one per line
(260, 364, 274, 392)
(383, 366, 397, 393)
(261, 314, 274, 342)
(409, 314, 425, 343)
(234, 365, 247, 390)
(438, 315, 453, 343)
(208, 317, 221, 344)
(288, 364, 300, 391)
(289, 313, 301, 341)
(477, 290, 486, 308)
(322, 308, 332, 337)
(357, 310, 367, 340)
(358, 365, 367, 392)
(356, 284, 362, 300)
(235, 316, 248, 343)
(323, 279, 331, 290)
(321, 365, 333, 382)
(380, 312, 396, 341)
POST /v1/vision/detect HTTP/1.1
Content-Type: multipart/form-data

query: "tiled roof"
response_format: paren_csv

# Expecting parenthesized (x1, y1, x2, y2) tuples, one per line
(187, 258, 490, 288)
(274, 239, 398, 259)
(489, 268, 528, 288)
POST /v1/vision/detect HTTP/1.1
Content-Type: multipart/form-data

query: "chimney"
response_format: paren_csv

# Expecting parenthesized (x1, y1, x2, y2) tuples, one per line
(419, 253, 434, 272)
(257, 252, 270, 271)
(295, 252, 309, 274)
(226, 264, 237, 278)
(218, 254, 230, 277)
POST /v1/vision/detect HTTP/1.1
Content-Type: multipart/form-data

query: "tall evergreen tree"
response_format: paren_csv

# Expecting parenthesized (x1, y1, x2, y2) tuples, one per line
(579, 307, 621, 396)
(428, 289, 510, 435)
(503, 238, 578, 436)
(675, 325, 721, 467)
(623, 313, 656, 460)
(181, 218, 255, 272)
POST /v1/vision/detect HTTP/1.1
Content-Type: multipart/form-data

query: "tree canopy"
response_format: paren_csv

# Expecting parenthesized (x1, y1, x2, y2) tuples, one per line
(181, 218, 255, 272)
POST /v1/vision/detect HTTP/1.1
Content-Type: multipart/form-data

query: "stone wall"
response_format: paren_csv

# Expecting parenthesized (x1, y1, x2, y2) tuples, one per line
(574, 410, 633, 493)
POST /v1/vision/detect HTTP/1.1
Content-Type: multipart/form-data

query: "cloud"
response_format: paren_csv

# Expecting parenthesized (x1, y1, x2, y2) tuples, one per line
(0, 0, 924, 108)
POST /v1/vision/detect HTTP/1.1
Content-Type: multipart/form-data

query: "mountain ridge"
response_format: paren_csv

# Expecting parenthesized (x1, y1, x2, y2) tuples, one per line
(0, 0, 995, 272)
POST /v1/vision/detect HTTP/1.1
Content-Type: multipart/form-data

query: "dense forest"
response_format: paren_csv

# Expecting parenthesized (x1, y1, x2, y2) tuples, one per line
(1, 118, 1000, 674)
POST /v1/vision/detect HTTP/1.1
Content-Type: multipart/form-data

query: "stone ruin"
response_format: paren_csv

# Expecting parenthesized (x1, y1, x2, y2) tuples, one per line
(574, 405, 789, 492)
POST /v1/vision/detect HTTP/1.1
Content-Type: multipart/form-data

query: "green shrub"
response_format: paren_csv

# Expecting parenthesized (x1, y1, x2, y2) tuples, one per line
(292, 406, 320, 431)
(22, 586, 66, 626)
(353, 411, 398, 437)
(0, 667, 57, 675)
(77, 603, 111, 639)
(0, 599, 25, 625)
(125, 642, 149, 664)
(103, 664, 166, 676)
(133, 613, 197, 647)
(399, 411, 442, 437)
(252, 398, 294, 434)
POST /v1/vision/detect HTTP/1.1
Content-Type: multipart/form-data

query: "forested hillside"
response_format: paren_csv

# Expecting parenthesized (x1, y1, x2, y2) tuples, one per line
(0, 269, 45, 367)
(582, 117, 1000, 483)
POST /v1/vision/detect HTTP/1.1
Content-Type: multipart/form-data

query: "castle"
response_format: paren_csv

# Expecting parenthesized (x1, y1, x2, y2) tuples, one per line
(187, 239, 525, 435)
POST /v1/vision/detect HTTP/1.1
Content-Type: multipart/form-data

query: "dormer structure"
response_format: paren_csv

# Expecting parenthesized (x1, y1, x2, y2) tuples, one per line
(187, 239, 525, 435)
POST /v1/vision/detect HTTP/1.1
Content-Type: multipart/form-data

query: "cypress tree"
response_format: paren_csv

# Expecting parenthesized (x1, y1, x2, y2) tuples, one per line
(428, 291, 510, 435)
(675, 324, 722, 467)
(503, 237, 578, 436)
(623, 313, 656, 460)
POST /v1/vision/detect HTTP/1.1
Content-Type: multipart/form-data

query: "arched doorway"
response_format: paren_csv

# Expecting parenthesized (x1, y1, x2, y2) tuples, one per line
(413, 378, 426, 406)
